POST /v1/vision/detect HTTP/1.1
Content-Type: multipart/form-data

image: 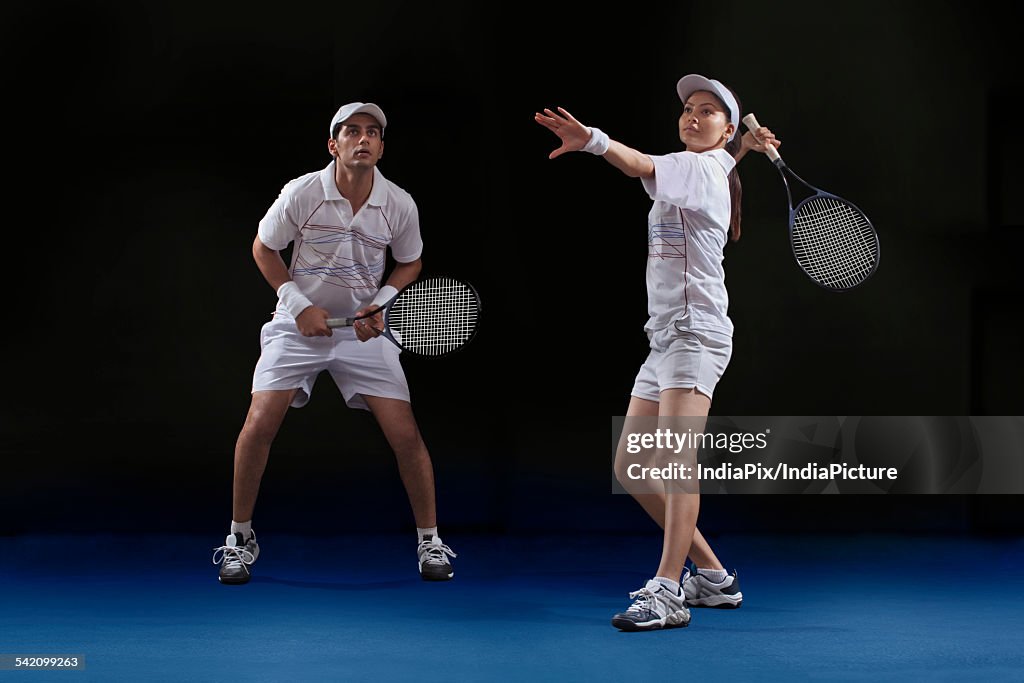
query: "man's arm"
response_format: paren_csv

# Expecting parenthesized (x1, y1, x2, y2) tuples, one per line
(252, 235, 293, 292)
(352, 258, 423, 342)
(252, 235, 332, 337)
(382, 258, 422, 292)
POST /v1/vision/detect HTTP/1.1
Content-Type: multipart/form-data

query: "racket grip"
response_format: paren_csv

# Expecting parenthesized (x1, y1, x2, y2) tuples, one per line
(742, 113, 781, 162)
(326, 317, 355, 328)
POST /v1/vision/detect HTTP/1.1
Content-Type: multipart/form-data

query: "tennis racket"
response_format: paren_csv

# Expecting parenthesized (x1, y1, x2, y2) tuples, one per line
(743, 113, 880, 291)
(326, 277, 481, 357)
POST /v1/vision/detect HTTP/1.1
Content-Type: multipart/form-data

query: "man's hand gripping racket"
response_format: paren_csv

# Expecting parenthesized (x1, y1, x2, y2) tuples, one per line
(744, 113, 880, 291)
(326, 277, 482, 357)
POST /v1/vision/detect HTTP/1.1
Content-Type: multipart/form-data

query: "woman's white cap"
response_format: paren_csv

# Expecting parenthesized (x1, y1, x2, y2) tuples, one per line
(676, 75, 739, 141)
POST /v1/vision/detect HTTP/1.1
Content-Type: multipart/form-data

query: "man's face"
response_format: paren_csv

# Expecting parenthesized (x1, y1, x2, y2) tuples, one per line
(329, 113, 384, 168)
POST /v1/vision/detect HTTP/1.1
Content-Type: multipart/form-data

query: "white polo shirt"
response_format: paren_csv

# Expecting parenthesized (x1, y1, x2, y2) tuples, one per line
(258, 162, 423, 319)
(640, 148, 736, 336)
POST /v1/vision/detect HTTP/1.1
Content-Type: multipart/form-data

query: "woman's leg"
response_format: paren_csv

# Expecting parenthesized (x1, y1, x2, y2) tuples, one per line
(652, 387, 710, 583)
(617, 395, 723, 572)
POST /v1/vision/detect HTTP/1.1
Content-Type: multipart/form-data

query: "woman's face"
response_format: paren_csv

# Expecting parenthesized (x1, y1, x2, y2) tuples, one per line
(678, 91, 734, 152)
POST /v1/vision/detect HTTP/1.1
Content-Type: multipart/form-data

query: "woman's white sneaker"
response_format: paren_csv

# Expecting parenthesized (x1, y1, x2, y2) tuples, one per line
(683, 567, 743, 608)
(611, 579, 691, 631)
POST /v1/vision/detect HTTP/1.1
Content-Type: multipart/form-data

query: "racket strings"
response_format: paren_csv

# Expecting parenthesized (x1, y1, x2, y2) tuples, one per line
(793, 197, 878, 289)
(387, 278, 480, 356)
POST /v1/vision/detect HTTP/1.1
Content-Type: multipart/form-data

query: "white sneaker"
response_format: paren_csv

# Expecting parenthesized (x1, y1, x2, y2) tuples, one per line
(611, 579, 691, 631)
(417, 535, 456, 581)
(683, 566, 743, 608)
(213, 531, 260, 585)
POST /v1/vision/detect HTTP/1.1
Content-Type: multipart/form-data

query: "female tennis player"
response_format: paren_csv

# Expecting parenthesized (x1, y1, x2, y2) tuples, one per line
(536, 74, 778, 631)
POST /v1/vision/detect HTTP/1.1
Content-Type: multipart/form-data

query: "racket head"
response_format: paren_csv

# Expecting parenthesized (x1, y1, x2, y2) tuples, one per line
(383, 277, 482, 357)
(789, 192, 880, 291)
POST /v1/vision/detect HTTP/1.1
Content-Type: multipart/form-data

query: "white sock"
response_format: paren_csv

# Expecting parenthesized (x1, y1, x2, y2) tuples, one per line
(653, 576, 680, 594)
(417, 527, 438, 543)
(697, 567, 728, 583)
(230, 520, 252, 541)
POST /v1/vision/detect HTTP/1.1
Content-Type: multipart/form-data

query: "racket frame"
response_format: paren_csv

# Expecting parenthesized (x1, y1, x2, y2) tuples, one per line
(326, 277, 482, 356)
(742, 113, 880, 292)
(773, 160, 881, 291)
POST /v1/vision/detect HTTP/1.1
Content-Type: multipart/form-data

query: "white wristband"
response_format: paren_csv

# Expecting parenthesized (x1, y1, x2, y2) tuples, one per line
(582, 126, 610, 155)
(371, 285, 398, 308)
(276, 281, 314, 318)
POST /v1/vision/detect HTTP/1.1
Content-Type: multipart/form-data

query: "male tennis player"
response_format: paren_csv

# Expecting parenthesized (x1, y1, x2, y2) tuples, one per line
(212, 102, 456, 585)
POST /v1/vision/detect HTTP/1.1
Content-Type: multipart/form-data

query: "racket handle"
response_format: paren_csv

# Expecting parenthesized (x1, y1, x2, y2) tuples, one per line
(325, 304, 385, 328)
(742, 113, 781, 162)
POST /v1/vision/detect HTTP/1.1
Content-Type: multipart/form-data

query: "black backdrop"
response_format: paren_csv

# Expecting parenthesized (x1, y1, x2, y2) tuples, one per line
(2, 1, 1022, 535)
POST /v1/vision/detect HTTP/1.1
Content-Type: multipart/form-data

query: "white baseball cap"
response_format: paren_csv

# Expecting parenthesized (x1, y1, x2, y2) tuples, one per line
(329, 102, 387, 137)
(676, 74, 739, 141)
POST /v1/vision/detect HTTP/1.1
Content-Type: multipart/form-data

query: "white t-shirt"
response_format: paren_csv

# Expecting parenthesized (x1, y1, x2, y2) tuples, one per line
(640, 148, 736, 336)
(258, 162, 423, 319)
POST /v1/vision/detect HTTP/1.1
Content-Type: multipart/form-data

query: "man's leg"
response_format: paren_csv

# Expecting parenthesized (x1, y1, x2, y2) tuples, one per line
(363, 396, 435, 527)
(233, 389, 297, 522)
(363, 395, 454, 580)
(215, 389, 296, 585)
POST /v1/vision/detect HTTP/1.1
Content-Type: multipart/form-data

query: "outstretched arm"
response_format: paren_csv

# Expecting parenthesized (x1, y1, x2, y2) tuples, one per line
(534, 107, 654, 179)
(603, 139, 655, 179)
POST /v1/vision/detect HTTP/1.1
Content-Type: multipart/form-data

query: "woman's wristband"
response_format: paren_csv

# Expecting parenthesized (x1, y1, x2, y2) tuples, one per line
(582, 126, 610, 155)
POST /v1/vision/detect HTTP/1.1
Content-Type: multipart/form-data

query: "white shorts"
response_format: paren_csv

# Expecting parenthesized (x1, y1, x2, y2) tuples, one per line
(251, 315, 410, 410)
(631, 324, 733, 401)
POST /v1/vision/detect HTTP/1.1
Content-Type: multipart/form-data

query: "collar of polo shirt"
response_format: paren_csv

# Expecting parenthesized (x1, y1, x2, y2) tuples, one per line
(320, 163, 389, 207)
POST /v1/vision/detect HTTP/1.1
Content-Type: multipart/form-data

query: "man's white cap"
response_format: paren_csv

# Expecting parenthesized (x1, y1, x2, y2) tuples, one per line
(329, 102, 387, 137)
(676, 75, 739, 142)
